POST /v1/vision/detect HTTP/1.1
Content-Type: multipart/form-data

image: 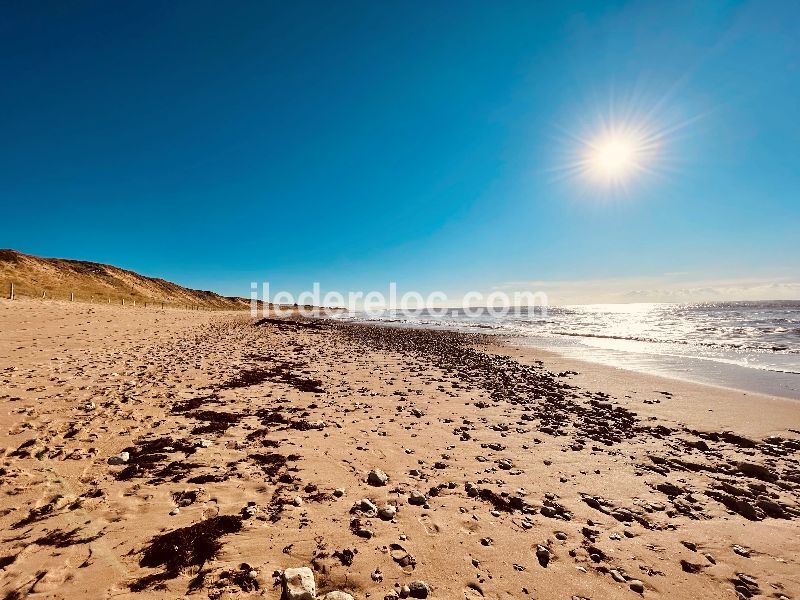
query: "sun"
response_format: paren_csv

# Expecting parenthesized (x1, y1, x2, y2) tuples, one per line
(550, 92, 684, 195)
(585, 131, 646, 184)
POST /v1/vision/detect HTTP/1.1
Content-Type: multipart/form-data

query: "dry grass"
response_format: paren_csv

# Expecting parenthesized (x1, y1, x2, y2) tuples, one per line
(0, 249, 255, 309)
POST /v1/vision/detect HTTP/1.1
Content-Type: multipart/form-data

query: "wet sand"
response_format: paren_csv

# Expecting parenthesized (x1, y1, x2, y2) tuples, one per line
(1, 299, 798, 599)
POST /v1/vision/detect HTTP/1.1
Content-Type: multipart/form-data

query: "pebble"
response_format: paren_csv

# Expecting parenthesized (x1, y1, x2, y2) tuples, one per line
(629, 579, 645, 594)
(379, 505, 397, 520)
(408, 490, 427, 505)
(320, 593, 355, 600)
(282, 567, 316, 600)
(368, 468, 389, 486)
(408, 580, 432, 598)
(107, 451, 129, 465)
(535, 545, 550, 567)
(733, 544, 751, 558)
(610, 569, 626, 583)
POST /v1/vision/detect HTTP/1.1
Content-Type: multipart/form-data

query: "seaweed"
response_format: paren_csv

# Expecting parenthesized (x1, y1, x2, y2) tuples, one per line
(131, 515, 242, 591)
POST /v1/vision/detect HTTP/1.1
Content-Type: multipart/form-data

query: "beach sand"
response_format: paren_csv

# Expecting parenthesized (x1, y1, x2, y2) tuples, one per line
(1, 299, 798, 599)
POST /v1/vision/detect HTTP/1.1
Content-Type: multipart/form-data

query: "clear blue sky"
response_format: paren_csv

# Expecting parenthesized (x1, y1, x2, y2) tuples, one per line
(2, 1, 798, 301)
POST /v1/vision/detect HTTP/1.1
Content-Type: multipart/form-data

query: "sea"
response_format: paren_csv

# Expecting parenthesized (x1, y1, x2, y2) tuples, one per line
(331, 301, 800, 400)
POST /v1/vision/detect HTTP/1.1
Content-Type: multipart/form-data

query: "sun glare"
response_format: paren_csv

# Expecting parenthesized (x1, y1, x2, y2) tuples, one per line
(551, 91, 690, 195)
(586, 132, 643, 183)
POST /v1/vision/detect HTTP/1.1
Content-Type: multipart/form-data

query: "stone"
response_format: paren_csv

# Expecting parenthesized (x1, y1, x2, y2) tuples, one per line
(368, 468, 389, 486)
(629, 579, 644, 594)
(737, 461, 778, 482)
(107, 451, 129, 465)
(408, 580, 432, 598)
(408, 491, 426, 505)
(535, 545, 550, 567)
(610, 569, 626, 583)
(359, 498, 378, 516)
(379, 505, 397, 520)
(321, 593, 354, 600)
(282, 567, 315, 600)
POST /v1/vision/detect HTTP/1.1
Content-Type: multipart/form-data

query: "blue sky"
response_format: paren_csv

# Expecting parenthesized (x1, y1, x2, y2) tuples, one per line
(2, 1, 798, 303)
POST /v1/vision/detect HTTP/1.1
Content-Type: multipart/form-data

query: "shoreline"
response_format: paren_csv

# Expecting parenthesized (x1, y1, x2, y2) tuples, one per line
(1, 299, 798, 599)
(327, 314, 800, 401)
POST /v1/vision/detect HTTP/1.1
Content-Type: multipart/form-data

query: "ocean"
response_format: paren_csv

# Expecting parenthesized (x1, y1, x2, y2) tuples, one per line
(332, 301, 800, 400)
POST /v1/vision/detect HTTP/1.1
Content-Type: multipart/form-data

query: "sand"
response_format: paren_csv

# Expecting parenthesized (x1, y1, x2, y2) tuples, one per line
(0, 298, 798, 600)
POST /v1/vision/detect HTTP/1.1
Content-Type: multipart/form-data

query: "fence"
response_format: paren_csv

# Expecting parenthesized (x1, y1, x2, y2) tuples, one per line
(3, 281, 249, 312)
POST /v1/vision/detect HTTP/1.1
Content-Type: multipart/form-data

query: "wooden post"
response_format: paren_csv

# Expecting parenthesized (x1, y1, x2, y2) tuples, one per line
(70, 292, 74, 302)
(122, 298, 125, 306)
(42, 291, 46, 299)
(133, 300, 136, 306)
(9, 283, 14, 300)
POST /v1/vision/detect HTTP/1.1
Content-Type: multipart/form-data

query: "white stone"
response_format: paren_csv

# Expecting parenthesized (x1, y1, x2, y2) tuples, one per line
(107, 451, 129, 465)
(282, 567, 316, 600)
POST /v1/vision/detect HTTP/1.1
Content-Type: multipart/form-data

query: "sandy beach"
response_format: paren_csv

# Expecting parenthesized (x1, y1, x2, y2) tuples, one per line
(1, 299, 798, 600)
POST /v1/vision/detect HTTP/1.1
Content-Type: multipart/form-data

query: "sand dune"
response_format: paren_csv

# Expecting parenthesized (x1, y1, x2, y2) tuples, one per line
(0, 299, 798, 599)
(0, 249, 255, 309)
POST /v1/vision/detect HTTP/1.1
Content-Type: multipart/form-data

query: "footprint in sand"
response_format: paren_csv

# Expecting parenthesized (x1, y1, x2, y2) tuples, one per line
(418, 514, 440, 535)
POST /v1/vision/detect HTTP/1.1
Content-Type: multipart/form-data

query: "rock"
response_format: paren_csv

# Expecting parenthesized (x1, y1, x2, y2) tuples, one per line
(408, 491, 427, 505)
(629, 579, 644, 594)
(610, 569, 626, 583)
(107, 451, 129, 465)
(293, 496, 303, 507)
(359, 498, 378, 516)
(368, 468, 389, 486)
(282, 567, 315, 600)
(408, 580, 432, 598)
(321, 593, 354, 600)
(535, 545, 550, 567)
(169, 507, 179, 516)
(334, 488, 345, 497)
(737, 461, 778, 482)
(379, 505, 397, 520)
(733, 544, 751, 557)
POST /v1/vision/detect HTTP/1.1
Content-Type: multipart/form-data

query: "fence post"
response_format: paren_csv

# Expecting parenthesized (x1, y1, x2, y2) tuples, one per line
(133, 300, 136, 306)
(70, 292, 74, 302)
(122, 298, 125, 306)
(9, 283, 14, 300)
